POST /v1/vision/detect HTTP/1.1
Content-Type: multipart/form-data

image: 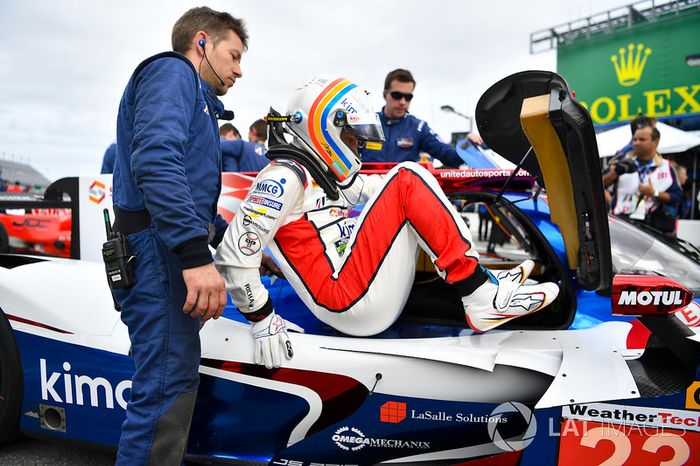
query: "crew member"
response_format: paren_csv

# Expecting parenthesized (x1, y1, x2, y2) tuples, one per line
(111, 7, 247, 464)
(360, 68, 482, 167)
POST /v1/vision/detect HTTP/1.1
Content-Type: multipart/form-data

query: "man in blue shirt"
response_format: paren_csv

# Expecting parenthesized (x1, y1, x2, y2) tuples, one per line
(219, 122, 241, 140)
(220, 122, 268, 172)
(221, 138, 269, 172)
(111, 7, 247, 464)
(100, 141, 117, 174)
(361, 69, 482, 167)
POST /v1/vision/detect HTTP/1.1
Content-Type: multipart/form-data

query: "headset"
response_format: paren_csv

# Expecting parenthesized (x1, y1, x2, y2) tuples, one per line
(198, 38, 225, 87)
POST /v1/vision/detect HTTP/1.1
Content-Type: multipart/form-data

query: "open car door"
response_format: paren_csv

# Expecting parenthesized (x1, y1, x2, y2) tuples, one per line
(476, 71, 612, 293)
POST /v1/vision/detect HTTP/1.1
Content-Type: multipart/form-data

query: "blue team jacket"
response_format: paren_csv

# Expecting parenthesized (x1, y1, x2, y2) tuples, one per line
(221, 139, 269, 172)
(113, 52, 228, 265)
(360, 109, 464, 167)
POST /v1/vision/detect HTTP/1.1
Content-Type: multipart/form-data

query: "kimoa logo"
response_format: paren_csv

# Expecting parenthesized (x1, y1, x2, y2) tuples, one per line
(611, 43, 651, 87)
(617, 290, 683, 306)
(40, 359, 131, 410)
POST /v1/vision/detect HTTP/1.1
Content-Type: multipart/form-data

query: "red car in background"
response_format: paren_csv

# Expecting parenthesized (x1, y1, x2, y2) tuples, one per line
(0, 207, 71, 258)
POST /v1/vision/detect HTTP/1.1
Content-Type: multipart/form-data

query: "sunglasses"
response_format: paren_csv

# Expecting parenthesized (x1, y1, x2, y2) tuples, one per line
(388, 91, 413, 102)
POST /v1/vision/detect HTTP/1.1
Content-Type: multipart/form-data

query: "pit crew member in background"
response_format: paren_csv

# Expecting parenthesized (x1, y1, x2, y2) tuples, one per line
(360, 68, 483, 167)
(603, 125, 682, 236)
(220, 122, 241, 140)
(221, 120, 269, 172)
(111, 7, 247, 465)
(100, 141, 117, 174)
(216, 75, 559, 369)
(249, 118, 268, 145)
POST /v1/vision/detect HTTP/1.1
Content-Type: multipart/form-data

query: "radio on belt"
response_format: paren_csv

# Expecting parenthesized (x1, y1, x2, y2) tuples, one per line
(101, 209, 136, 288)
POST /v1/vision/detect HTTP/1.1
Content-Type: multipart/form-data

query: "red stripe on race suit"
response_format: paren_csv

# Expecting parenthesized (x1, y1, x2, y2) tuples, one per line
(274, 167, 478, 312)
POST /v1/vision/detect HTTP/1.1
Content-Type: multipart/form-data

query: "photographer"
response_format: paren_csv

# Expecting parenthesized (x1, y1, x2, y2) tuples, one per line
(603, 125, 682, 236)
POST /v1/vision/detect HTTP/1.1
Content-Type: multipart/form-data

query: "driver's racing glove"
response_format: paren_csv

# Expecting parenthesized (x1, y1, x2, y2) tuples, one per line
(250, 310, 303, 369)
(461, 260, 559, 332)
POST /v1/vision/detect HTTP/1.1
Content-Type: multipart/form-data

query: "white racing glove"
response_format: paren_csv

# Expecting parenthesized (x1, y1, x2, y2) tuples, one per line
(250, 310, 303, 369)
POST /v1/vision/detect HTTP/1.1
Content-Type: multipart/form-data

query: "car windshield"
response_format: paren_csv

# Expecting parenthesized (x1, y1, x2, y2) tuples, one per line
(609, 216, 700, 293)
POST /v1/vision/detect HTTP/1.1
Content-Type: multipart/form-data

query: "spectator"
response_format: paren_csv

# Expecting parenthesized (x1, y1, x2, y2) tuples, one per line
(603, 125, 682, 236)
(110, 7, 247, 465)
(614, 115, 657, 159)
(220, 122, 241, 140)
(360, 68, 482, 167)
(675, 164, 693, 219)
(100, 141, 117, 174)
(602, 115, 657, 211)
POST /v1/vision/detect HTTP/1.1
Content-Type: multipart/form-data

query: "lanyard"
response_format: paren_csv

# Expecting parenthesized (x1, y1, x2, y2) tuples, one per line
(636, 158, 656, 184)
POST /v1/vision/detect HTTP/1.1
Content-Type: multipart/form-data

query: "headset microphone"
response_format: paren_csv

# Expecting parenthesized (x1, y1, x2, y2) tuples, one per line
(198, 38, 225, 87)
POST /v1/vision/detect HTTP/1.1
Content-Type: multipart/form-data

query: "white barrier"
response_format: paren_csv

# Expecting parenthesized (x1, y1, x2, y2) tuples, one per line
(678, 220, 700, 247)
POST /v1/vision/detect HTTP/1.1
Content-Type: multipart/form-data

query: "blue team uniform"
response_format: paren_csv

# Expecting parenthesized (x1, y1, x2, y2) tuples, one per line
(360, 109, 465, 167)
(112, 51, 229, 465)
(221, 139, 269, 172)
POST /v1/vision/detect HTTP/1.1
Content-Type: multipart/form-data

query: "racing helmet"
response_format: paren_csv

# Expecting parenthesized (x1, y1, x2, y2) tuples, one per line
(285, 75, 384, 182)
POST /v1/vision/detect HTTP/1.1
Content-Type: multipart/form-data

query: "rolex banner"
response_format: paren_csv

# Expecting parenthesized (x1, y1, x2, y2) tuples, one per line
(557, 10, 700, 126)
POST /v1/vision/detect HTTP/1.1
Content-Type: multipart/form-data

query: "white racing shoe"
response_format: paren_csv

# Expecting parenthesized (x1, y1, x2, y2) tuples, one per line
(462, 260, 559, 332)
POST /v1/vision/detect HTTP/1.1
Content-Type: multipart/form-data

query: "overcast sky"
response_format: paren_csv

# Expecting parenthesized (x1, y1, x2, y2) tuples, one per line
(0, 0, 633, 181)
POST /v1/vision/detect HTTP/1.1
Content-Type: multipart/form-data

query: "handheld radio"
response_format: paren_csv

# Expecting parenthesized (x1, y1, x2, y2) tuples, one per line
(101, 209, 136, 289)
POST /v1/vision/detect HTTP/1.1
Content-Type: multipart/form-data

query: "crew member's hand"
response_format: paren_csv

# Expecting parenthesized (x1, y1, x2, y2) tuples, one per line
(260, 252, 284, 279)
(466, 132, 484, 145)
(182, 262, 227, 321)
(250, 310, 295, 369)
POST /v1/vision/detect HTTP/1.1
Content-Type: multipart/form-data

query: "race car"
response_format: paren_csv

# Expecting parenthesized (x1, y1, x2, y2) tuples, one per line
(0, 195, 71, 258)
(1, 71, 699, 466)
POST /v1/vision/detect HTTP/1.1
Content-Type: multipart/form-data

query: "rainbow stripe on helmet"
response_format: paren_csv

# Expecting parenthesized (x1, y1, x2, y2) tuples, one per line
(307, 78, 357, 179)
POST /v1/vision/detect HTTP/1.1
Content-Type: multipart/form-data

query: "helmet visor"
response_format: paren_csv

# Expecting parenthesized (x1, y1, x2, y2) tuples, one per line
(346, 112, 385, 142)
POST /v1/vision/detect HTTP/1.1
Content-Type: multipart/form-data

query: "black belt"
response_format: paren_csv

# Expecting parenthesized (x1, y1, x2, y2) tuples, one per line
(113, 207, 151, 236)
(113, 206, 217, 242)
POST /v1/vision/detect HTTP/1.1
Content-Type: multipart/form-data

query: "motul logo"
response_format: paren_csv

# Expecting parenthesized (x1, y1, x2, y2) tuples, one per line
(617, 290, 683, 306)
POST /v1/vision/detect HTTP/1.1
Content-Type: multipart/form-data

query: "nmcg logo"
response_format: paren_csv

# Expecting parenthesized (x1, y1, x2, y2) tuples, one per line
(610, 43, 652, 87)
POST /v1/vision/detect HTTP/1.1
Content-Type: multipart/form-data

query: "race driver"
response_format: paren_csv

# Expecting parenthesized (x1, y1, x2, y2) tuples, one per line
(215, 75, 559, 368)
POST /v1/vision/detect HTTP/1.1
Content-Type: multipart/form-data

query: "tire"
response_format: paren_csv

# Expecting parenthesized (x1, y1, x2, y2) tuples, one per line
(0, 224, 9, 254)
(0, 308, 22, 444)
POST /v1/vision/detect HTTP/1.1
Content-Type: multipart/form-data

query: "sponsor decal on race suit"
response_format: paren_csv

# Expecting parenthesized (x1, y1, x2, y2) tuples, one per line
(40, 359, 131, 410)
(238, 232, 261, 256)
(252, 178, 286, 198)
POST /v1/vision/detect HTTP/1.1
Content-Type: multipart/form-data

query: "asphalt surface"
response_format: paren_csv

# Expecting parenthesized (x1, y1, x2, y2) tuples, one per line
(0, 435, 116, 465)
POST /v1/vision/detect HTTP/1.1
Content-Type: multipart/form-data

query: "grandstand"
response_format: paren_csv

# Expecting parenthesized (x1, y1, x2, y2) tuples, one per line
(0, 158, 51, 191)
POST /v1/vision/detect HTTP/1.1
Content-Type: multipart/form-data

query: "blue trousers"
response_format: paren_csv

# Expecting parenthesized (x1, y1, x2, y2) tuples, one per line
(113, 228, 201, 465)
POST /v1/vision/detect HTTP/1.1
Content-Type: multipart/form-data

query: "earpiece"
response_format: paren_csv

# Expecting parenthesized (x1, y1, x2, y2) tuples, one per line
(197, 36, 225, 87)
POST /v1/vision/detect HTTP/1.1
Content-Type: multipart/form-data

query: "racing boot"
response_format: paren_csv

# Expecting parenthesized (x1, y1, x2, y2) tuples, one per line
(461, 260, 559, 332)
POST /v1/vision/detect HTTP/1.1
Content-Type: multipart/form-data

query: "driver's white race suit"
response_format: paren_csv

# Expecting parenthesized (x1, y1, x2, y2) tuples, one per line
(215, 160, 483, 336)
